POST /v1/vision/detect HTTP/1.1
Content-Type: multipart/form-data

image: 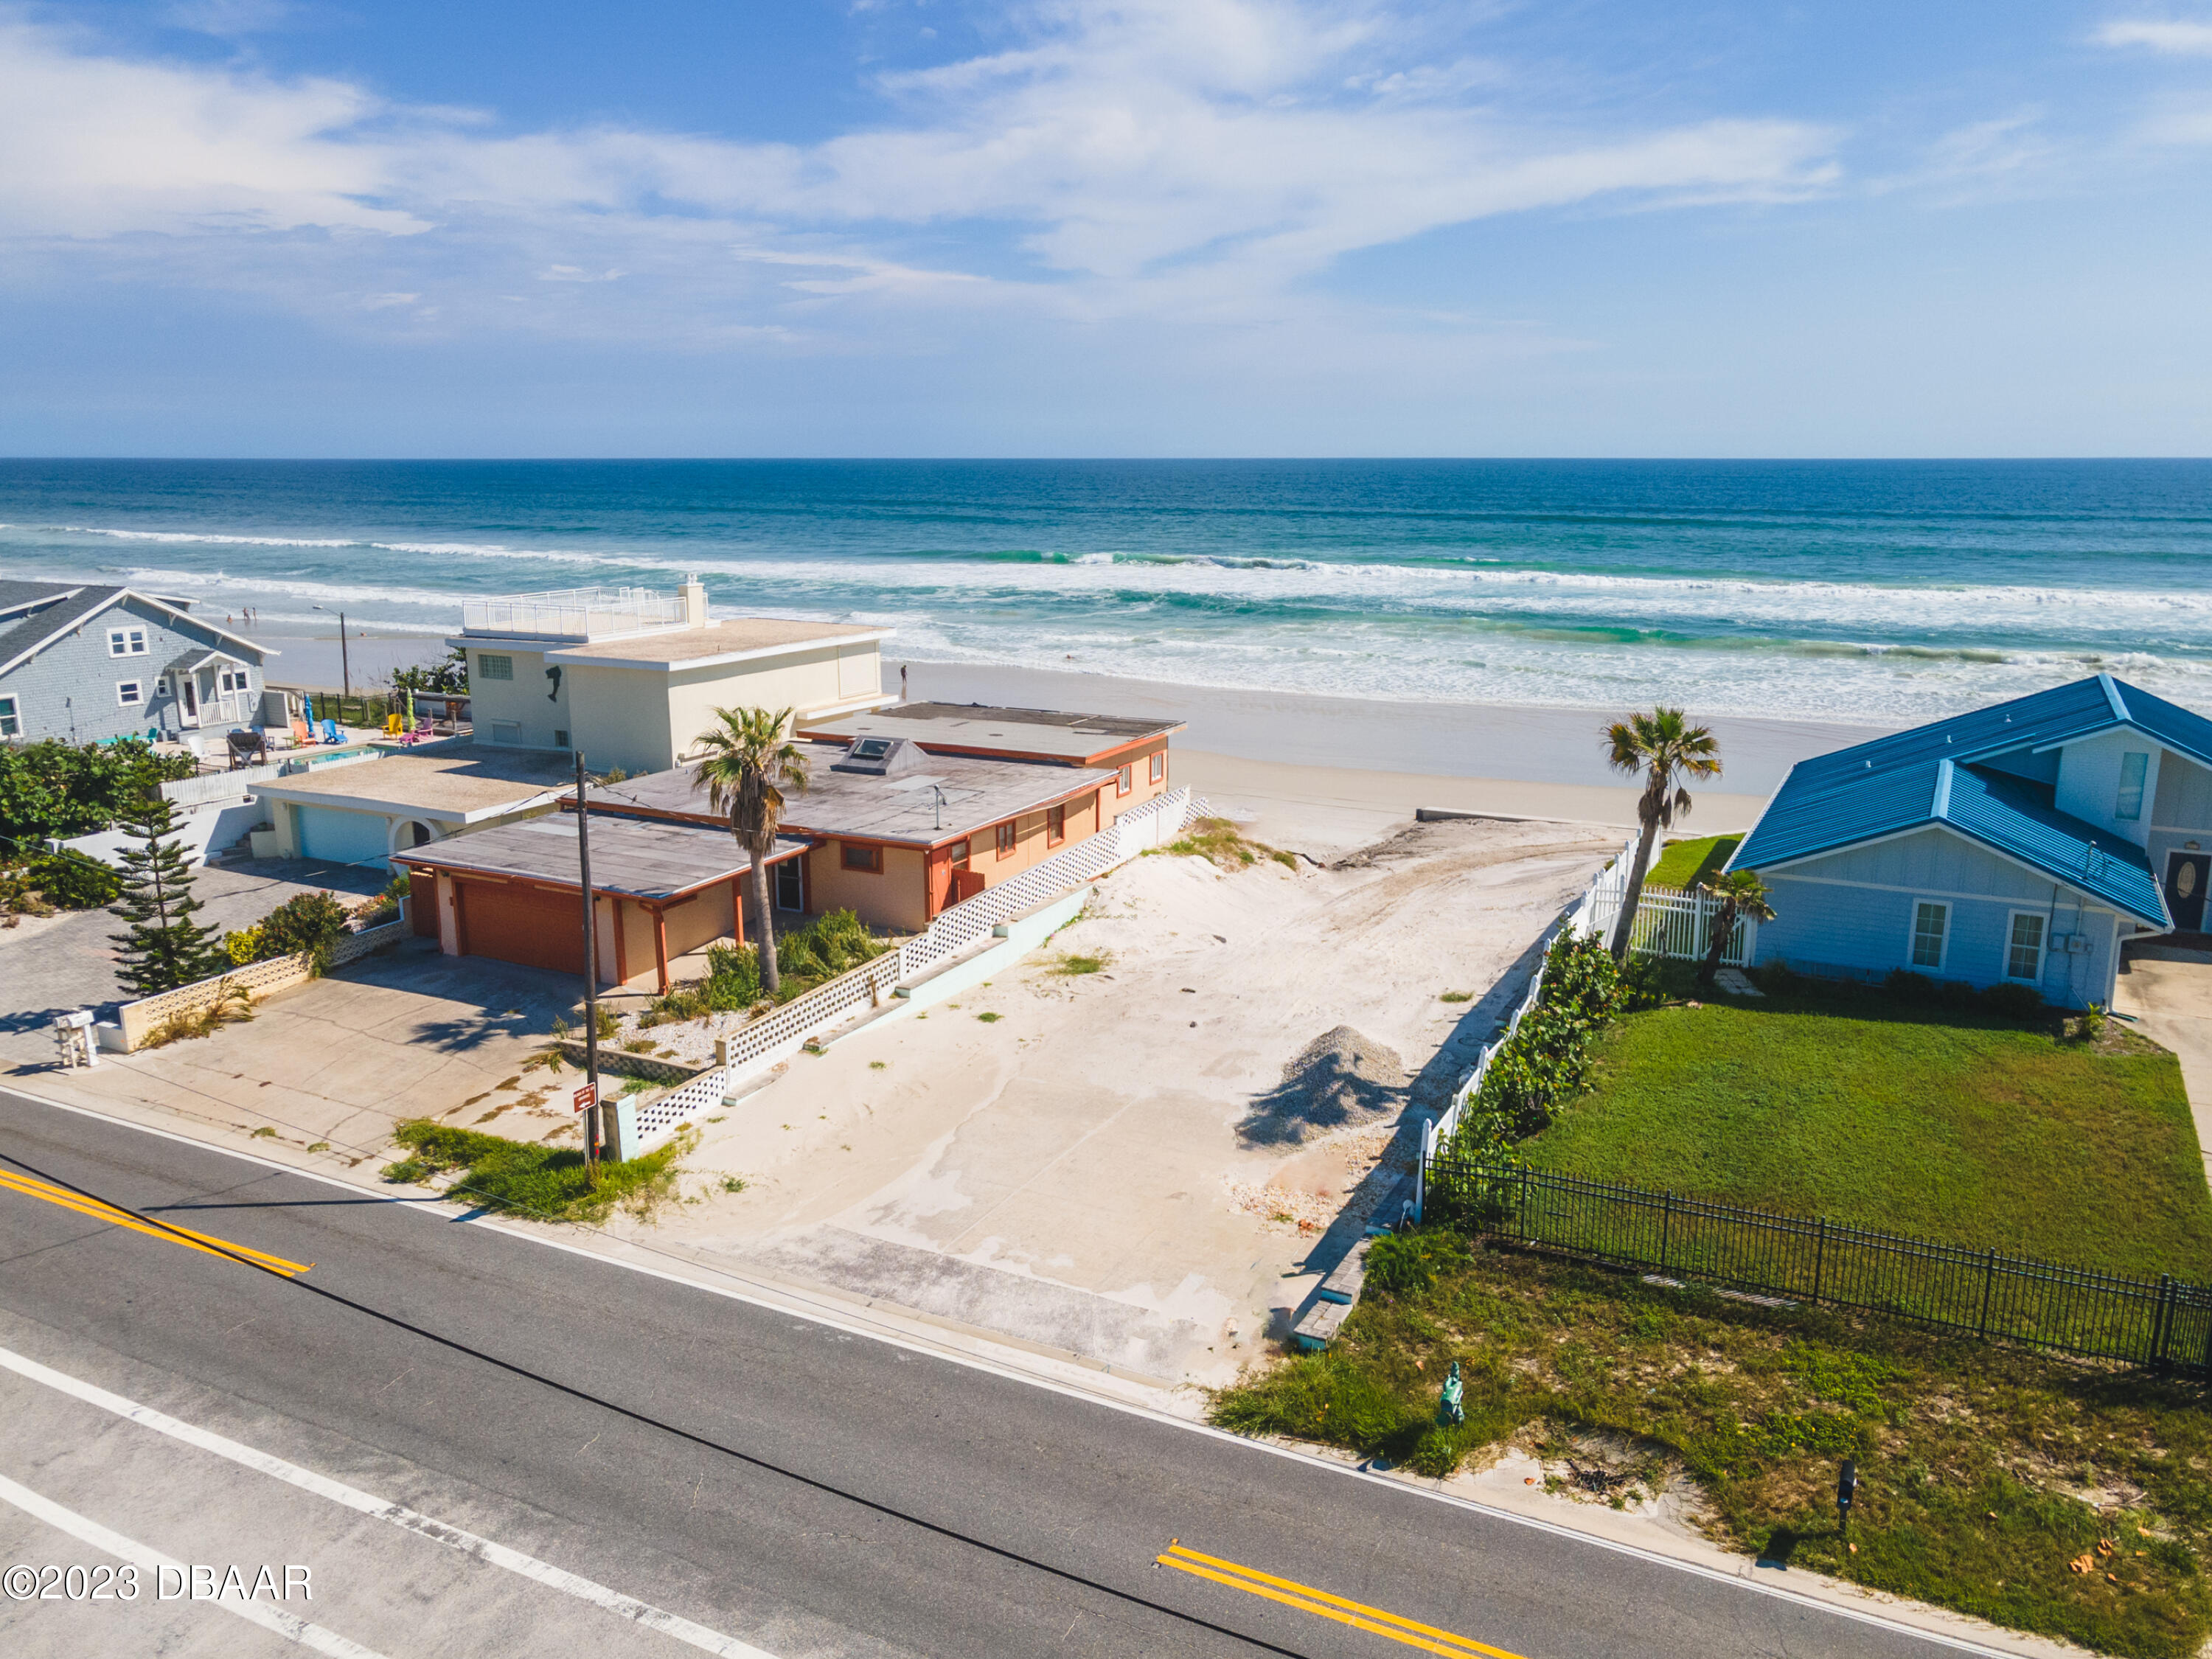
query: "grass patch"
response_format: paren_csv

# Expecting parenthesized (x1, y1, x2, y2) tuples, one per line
(1211, 1243, 2212, 1658)
(976, 1011, 1002, 1023)
(1155, 816, 1298, 872)
(1439, 990, 1473, 1004)
(1646, 833, 1740, 891)
(380, 1119, 694, 1223)
(1521, 978, 2212, 1279)
(1051, 951, 1111, 975)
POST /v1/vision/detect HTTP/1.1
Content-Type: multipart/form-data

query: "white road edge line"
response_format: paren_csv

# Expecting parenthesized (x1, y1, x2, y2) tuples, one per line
(6, 1085, 2033, 1659)
(0, 1470, 390, 1659)
(0, 1346, 779, 1659)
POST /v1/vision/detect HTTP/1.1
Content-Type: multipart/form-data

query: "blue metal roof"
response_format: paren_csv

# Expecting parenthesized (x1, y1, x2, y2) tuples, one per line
(1728, 673, 2186, 927)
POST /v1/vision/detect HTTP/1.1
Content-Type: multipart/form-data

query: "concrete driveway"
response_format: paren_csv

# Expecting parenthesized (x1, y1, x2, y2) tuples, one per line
(2116, 939, 2212, 1182)
(19, 942, 588, 1171)
(0, 855, 389, 1072)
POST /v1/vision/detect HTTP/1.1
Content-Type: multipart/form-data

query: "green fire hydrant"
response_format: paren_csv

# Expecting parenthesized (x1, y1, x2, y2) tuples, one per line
(1436, 1359, 1464, 1427)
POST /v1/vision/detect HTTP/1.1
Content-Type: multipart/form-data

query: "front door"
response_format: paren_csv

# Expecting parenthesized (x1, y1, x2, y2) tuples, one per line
(2168, 852, 2211, 933)
(180, 675, 198, 723)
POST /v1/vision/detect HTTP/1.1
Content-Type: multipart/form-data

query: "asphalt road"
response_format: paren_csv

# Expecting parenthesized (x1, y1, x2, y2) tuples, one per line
(0, 1086, 1975, 1659)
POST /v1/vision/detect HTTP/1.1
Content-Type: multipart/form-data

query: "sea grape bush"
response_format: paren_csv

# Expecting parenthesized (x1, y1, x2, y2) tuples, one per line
(1449, 930, 1618, 1155)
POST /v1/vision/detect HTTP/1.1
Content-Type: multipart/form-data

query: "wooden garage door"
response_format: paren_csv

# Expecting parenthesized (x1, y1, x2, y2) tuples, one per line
(459, 880, 584, 975)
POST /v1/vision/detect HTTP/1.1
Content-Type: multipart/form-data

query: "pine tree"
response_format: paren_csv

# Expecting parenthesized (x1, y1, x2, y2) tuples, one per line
(108, 799, 226, 995)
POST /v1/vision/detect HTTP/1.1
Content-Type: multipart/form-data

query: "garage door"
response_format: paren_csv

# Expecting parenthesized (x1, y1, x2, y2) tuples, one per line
(459, 880, 585, 975)
(296, 804, 392, 868)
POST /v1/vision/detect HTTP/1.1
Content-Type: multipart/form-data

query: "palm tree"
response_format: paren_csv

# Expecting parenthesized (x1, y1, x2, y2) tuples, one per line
(1694, 869, 1775, 987)
(1603, 706, 1722, 963)
(691, 706, 810, 995)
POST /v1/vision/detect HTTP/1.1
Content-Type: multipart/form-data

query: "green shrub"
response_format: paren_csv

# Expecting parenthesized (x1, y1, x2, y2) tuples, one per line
(2078, 1001, 2109, 1041)
(1618, 953, 1669, 1012)
(18, 849, 121, 908)
(1981, 981, 2045, 1023)
(1885, 967, 1934, 1001)
(1364, 1229, 1472, 1297)
(253, 890, 355, 970)
(1449, 930, 1621, 1153)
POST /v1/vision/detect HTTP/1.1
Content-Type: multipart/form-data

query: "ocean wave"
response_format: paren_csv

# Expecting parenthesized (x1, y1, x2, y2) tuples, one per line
(56, 524, 360, 549)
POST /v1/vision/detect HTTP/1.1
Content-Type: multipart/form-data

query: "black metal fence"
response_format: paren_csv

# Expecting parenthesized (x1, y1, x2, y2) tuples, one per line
(1423, 1152, 2212, 1374)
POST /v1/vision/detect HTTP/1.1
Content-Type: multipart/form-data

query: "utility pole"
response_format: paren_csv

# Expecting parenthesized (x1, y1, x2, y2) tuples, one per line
(575, 751, 603, 1181)
(312, 605, 352, 701)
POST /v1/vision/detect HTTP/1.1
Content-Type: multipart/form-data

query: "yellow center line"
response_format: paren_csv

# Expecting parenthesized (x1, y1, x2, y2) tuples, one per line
(1157, 1542, 1526, 1659)
(0, 1171, 310, 1276)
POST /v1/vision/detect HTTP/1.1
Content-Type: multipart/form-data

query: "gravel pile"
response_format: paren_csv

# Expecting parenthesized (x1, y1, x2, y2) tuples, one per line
(1237, 1025, 1408, 1146)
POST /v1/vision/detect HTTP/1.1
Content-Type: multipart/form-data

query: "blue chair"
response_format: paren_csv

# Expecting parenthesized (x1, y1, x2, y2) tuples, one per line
(321, 718, 341, 745)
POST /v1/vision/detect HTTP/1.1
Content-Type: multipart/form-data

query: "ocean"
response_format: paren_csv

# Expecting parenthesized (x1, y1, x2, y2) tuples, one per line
(1, 458, 2207, 725)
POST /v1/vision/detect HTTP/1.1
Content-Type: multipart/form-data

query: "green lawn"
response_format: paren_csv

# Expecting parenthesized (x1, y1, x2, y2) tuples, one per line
(1521, 986, 2212, 1279)
(1645, 832, 1739, 889)
(1212, 1243, 2212, 1658)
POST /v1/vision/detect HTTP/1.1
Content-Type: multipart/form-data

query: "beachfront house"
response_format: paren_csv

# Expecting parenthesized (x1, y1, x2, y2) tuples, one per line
(0, 579, 271, 748)
(1725, 674, 2212, 1008)
(390, 703, 1185, 984)
(245, 582, 899, 870)
(453, 580, 892, 773)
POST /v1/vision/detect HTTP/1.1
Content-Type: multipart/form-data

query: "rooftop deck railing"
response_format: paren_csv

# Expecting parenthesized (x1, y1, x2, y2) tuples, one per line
(461, 587, 686, 640)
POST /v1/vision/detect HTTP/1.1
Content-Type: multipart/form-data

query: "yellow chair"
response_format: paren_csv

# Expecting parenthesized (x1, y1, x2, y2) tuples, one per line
(384, 713, 405, 736)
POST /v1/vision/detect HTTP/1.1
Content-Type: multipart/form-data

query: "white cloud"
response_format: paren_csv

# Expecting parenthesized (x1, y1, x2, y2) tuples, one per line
(0, 3, 1840, 344)
(2098, 19, 2212, 55)
(164, 0, 307, 36)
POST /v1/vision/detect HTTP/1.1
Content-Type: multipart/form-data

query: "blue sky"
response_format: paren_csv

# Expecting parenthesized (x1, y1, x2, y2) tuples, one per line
(4, 1, 2211, 456)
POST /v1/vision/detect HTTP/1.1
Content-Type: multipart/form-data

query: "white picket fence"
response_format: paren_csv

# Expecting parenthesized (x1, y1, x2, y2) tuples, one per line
(629, 789, 1203, 1147)
(1414, 828, 1762, 1217)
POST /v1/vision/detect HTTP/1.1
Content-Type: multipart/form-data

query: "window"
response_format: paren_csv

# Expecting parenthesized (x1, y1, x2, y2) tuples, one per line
(0, 695, 18, 737)
(1149, 751, 1165, 785)
(1046, 804, 1065, 846)
(2115, 751, 2149, 821)
(946, 838, 970, 867)
(1909, 900, 1948, 970)
(1116, 764, 1133, 797)
(107, 627, 147, 657)
(116, 680, 144, 707)
(2006, 911, 2045, 983)
(841, 841, 882, 873)
(995, 820, 1018, 859)
(477, 653, 514, 681)
(775, 860, 804, 911)
(553, 729, 569, 748)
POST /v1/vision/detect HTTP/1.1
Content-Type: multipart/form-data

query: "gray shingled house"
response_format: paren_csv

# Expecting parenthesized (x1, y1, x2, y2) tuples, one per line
(0, 580, 272, 747)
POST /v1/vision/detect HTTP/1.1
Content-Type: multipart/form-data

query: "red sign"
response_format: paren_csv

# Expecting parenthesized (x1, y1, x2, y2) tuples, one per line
(573, 1082, 598, 1113)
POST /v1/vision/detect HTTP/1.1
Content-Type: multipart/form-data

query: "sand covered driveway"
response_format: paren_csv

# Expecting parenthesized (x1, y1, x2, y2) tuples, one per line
(656, 815, 1615, 1386)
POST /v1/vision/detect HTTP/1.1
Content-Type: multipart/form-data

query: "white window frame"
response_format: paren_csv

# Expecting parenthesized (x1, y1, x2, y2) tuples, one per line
(2115, 751, 2149, 821)
(1906, 898, 1950, 971)
(107, 627, 147, 657)
(116, 679, 145, 708)
(2003, 908, 2046, 984)
(1149, 750, 1165, 784)
(0, 695, 19, 737)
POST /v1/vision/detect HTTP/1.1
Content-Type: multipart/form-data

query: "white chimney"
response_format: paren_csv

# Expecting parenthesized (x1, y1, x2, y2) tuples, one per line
(679, 575, 709, 627)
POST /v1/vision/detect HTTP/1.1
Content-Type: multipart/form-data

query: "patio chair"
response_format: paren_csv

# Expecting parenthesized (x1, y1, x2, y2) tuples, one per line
(384, 712, 406, 737)
(290, 717, 311, 746)
(320, 717, 341, 745)
(226, 728, 268, 770)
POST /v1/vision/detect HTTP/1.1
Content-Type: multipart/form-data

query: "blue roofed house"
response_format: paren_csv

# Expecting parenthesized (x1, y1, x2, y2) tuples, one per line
(1725, 675, 2212, 1010)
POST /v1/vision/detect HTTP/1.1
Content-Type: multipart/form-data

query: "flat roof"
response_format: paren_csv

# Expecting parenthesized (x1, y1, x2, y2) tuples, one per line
(588, 743, 1114, 847)
(471, 617, 894, 672)
(250, 741, 578, 824)
(394, 814, 806, 900)
(799, 700, 1183, 763)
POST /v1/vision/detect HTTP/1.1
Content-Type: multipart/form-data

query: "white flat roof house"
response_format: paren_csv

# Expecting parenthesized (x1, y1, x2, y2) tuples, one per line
(448, 580, 893, 776)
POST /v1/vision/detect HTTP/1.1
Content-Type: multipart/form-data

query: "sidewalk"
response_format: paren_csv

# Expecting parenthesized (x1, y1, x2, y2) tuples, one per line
(2115, 941, 2212, 1181)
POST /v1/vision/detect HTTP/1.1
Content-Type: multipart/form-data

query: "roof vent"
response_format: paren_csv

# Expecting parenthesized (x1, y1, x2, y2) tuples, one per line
(832, 736, 929, 778)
